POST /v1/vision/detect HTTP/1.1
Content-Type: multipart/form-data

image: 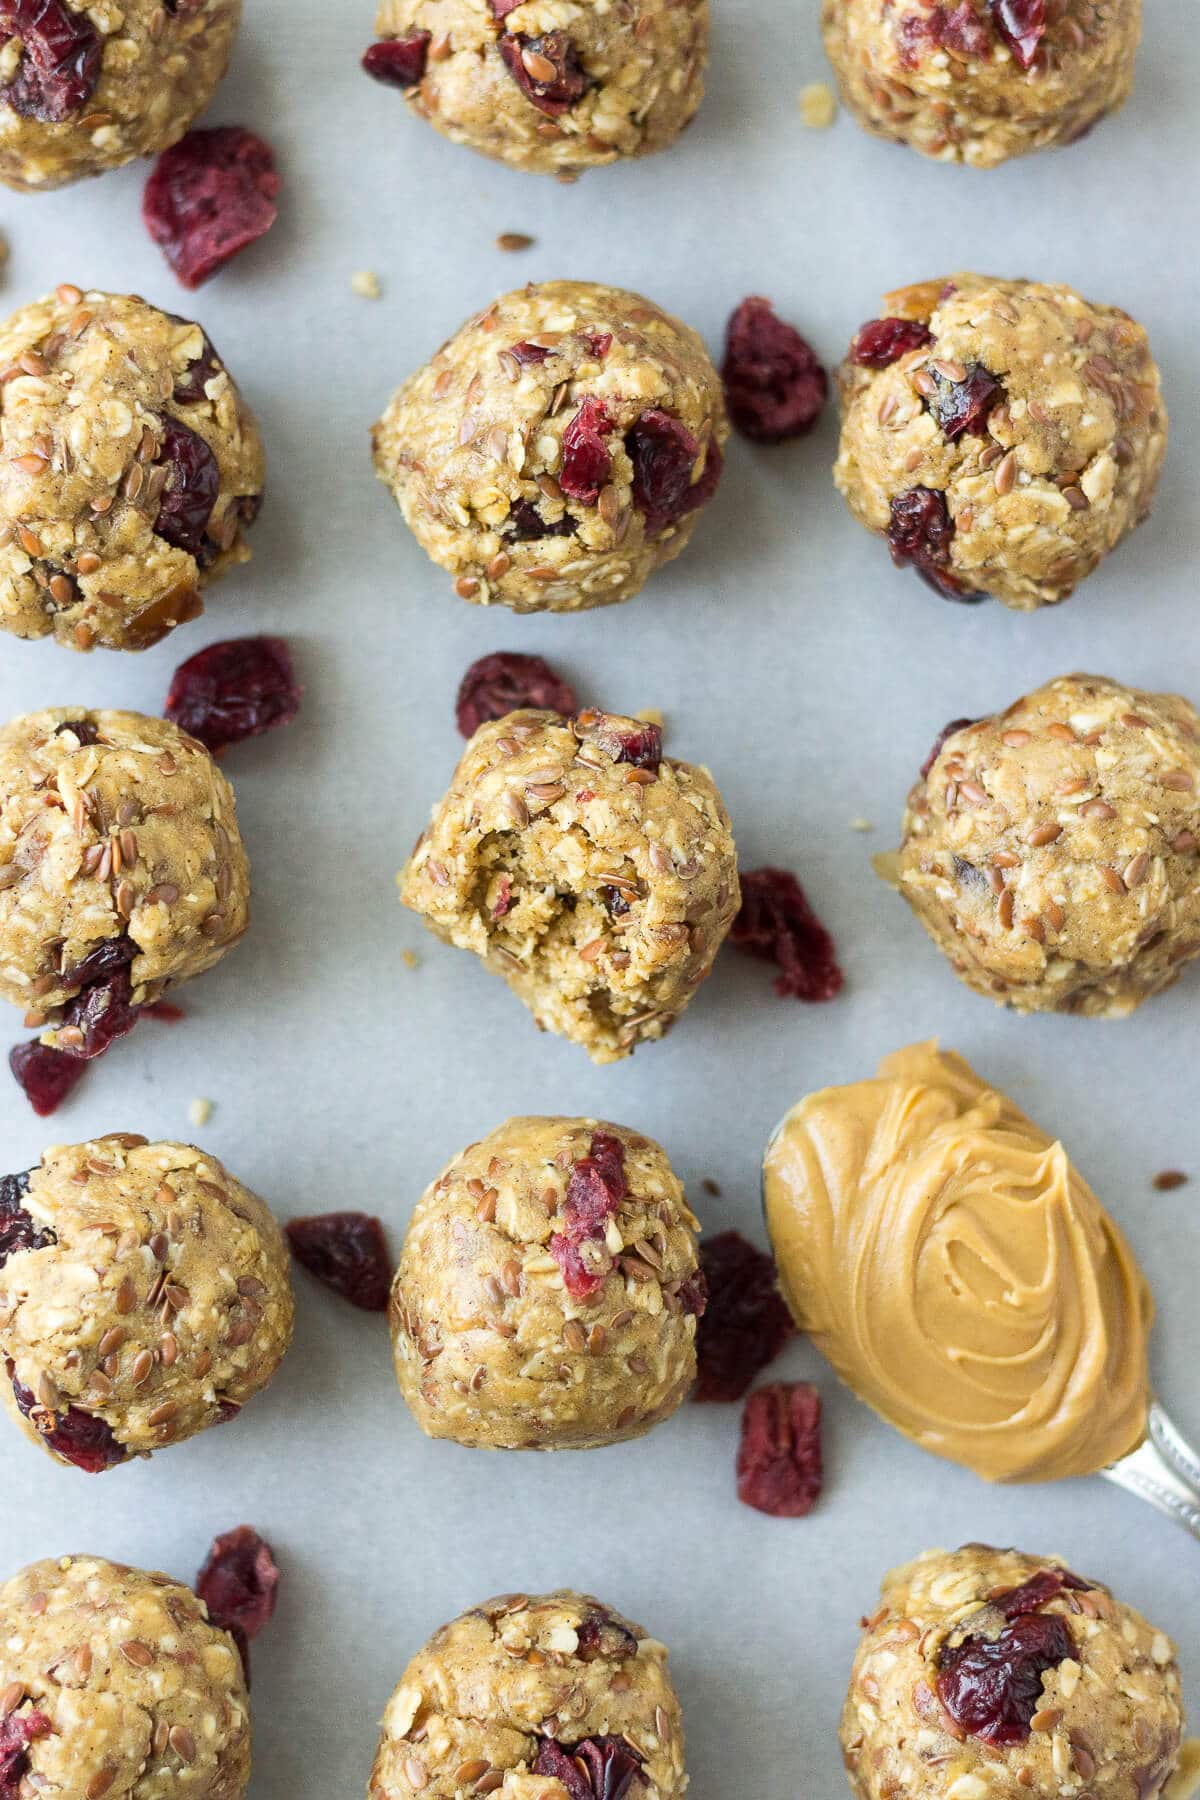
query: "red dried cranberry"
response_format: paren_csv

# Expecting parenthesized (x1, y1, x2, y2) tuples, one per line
(583, 331, 613, 360)
(362, 32, 430, 87)
(997, 1568, 1092, 1618)
(678, 1270, 707, 1317)
(57, 966, 141, 1060)
(626, 409, 722, 535)
(560, 396, 613, 504)
(509, 340, 555, 366)
(601, 885, 630, 918)
(62, 933, 136, 992)
(534, 1737, 644, 1800)
(721, 297, 827, 443)
(573, 709, 662, 771)
(937, 1, 993, 56)
(730, 868, 843, 1002)
(0, 1170, 54, 1268)
(937, 1612, 1075, 1745)
(143, 126, 280, 289)
(153, 418, 220, 562)
(285, 1212, 392, 1312)
(488, 0, 522, 16)
(920, 716, 978, 779)
(9, 1366, 126, 1472)
(0, 1707, 51, 1800)
(455, 652, 577, 737)
(164, 636, 301, 754)
(575, 1611, 639, 1662)
(927, 362, 1003, 440)
(0, 0, 100, 121)
(504, 498, 575, 541)
(196, 1527, 280, 1652)
(850, 316, 934, 368)
(549, 1131, 626, 1302)
(737, 1381, 823, 1517)
(491, 875, 512, 920)
(9, 1040, 87, 1116)
(694, 1231, 794, 1403)
(54, 717, 99, 744)
(887, 487, 982, 601)
(144, 998, 184, 1022)
(499, 31, 589, 116)
(991, 0, 1045, 68)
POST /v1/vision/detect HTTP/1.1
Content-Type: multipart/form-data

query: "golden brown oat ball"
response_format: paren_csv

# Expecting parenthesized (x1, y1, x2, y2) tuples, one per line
(0, 1134, 293, 1471)
(834, 274, 1165, 610)
(892, 675, 1200, 1014)
(0, 1554, 252, 1796)
(372, 280, 727, 615)
(370, 1590, 687, 1800)
(398, 707, 740, 1063)
(823, 0, 1140, 168)
(0, 290, 264, 652)
(842, 1545, 1184, 1800)
(364, 0, 707, 177)
(391, 1117, 704, 1450)
(0, 0, 241, 192)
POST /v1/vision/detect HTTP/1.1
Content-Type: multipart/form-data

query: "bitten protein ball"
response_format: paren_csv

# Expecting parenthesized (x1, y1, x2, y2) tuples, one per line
(372, 280, 727, 615)
(363, 0, 708, 176)
(370, 1590, 687, 1800)
(399, 707, 739, 1062)
(0, 289, 264, 652)
(822, 0, 1141, 169)
(0, 709, 250, 1044)
(391, 1117, 705, 1450)
(0, 0, 241, 192)
(842, 1545, 1184, 1800)
(834, 274, 1165, 610)
(0, 1134, 293, 1471)
(891, 675, 1200, 1015)
(0, 1554, 251, 1796)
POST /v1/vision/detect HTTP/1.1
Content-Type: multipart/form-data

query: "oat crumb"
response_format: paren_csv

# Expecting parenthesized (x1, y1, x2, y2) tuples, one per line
(799, 82, 838, 129)
(351, 269, 382, 300)
(1152, 1169, 1188, 1192)
(496, 232, 535, 253)
(402, 949, 420, 971)
(188, 1097, 214, 1128)
(849, 817, 874, 833)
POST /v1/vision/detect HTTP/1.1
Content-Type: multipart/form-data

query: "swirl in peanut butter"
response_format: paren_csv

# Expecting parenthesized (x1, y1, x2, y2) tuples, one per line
(763, 1042, 1152, 1482)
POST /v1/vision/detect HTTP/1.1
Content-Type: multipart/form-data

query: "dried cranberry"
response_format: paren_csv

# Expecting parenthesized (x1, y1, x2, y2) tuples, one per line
(509, 340, 555, 366)
(626, 409, 722, 535)
(0, 0, 100, 122)
(920, 716, 978, 779)
(143, 998, 184, 1022)
(143, 126, 280, 289)
(583, 331, 613, 360)
(534, 1737, 644, 1800)
(362, 32, 430, 87)
(737, 1382, 823, 1517)
(575, 1612, 639, 1662)
(0, 1170, 53, 1269)
(937, 2, 993, 56)
(56, 966, 141, 1060)
(549, 1131, 626, 1302)
(721, 297, 827, 443)
(153, 417, 220, 562)
(997, 1568, 1092, 1618)
(937, 1613, 1075, 1745)
(63, 933, 136, 992)
(54, 717, 98, 744)
(850, 316, 934, 368)
(164, 636, 301, 754)
(0, 1707, 51, 1800)
(991, 0, 1045, 68)
(560, 396, 613, 504)
(285, 1212, 392, 1312)
(573, 709, 662, 772)
(887, 487, 982, 601)
(927, 362, 1004, 440)
(678, 1270, 707, 1316)
(9, 1367, 126, 1472)
(196, 1527, 280, 1652)
(730, 868, 843, 1002)
(9, 1040, 87, 1116)
(504, 498, 574, 541)
(499, 31, 589, 116)
(488, 0, 522, 16)
(455, 652, 577, 737)
(694, 1231, 794, 1403)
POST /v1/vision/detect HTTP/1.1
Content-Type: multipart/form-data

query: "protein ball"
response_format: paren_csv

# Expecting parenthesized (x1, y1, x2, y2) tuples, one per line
(0, 289, 264, 652)
(893, 675, 1200, 1015)
(365, 0, 707, 177)
(0, 1134, 293, 1471)
(398, 707, 739, 1063)
(0, 0, 241, 193)
(370, 1590, 687, 1800)
(842, 1545, 1183, 1800)
(372, 280, 727, 615)
(391, 1117, 705, 1450)
(823, 0, 1140, 169)
(834, 273, 1165, 610)
(0, 1554, 251, 1796)
(0, 709, 250, 1035)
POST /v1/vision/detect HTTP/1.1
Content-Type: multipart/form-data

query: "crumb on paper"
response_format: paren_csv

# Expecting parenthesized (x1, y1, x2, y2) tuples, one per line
(0, 233, 8, 274)
(189, 1097, 214, 1128)
(849, 817, 873, 833)
(402, 949, 420, 971)
(701, 1177, 721, 1198)
(1152, 1169, 1188, 1192)
(799, 82, 837, 129)
(351, 269, 382, 299)
(637, 707, 664, 728)
(496, 231, 534, 253)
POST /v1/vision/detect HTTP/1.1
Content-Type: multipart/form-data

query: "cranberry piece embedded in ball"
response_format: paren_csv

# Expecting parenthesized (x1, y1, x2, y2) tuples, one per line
(850, 317, 934, 368)
(626, 408, 722, 535)
(362, 32, 430, 87)
(0, 0, 101, 121)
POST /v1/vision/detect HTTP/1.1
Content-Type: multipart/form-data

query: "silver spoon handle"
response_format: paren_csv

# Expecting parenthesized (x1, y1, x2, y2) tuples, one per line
(1102, 1401, 1200, 1543)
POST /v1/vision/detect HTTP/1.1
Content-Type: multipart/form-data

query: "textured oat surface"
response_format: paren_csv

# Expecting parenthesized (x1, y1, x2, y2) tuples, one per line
(372, 279, 727, 613)
(842, 1545, 1183, 1800)
(370, 1590, 687, 1799)
(892, 674, 1200, 1013)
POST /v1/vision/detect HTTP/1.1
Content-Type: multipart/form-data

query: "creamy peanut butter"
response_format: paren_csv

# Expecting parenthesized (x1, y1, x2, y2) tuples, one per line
(763, 1041, 1153, 1483)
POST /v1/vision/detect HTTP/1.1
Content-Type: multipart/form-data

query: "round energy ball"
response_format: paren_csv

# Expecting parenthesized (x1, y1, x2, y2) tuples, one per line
(372, 280, 727, 615)
(842, 1545, 1184, 1800)
(0, 709, 250, 1037)
(0, 0, 241, 192)
(834, 273, 1165, 610)
(822, 0, 1141, 168)
(398, 707, 740, 1062)
(364, 0, 708, 176)
(391, 1117, 705, 1450)
(0, 1553, 251, 1796)
(370, 1590, 687, 1800)
(892, 674, 1200, 1015)
(0, 1134, 293, 1471)
(0, 289, 265, 652)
